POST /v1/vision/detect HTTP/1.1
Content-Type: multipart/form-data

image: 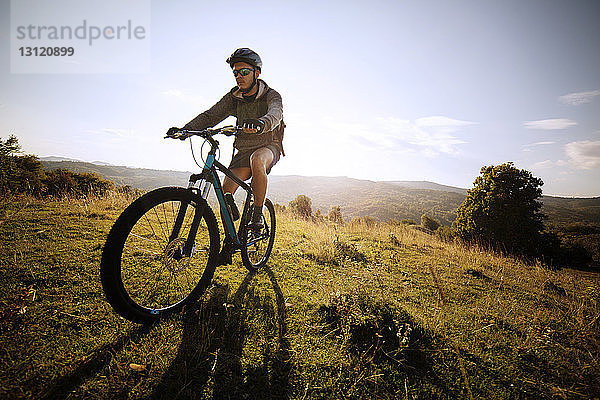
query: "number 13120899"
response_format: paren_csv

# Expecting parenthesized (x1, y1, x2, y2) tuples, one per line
(19, 47, 75, 56)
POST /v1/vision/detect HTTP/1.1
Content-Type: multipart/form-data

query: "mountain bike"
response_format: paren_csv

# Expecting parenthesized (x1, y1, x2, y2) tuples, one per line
(100, 126, 276, 323)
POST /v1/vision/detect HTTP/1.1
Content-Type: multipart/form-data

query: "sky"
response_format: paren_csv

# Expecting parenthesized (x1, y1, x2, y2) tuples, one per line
(1, 0, 599, 197)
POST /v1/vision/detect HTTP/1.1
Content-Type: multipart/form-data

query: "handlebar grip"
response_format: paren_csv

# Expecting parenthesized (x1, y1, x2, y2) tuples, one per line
(164, 132, 188, 140)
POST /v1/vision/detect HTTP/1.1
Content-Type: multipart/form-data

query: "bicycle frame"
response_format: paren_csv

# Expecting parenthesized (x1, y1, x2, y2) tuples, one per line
(168, 132, 266, 258)
(193, 155, 252, 247)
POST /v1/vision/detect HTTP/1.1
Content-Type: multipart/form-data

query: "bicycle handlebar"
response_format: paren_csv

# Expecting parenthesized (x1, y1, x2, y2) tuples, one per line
(164, 125, 243, 140)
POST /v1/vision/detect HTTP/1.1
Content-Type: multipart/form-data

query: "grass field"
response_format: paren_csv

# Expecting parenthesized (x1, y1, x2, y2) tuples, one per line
(1, 194, 599, 399)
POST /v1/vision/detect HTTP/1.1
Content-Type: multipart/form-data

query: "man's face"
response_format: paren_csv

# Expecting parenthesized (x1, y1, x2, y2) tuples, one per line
(233, 61, 259, 91)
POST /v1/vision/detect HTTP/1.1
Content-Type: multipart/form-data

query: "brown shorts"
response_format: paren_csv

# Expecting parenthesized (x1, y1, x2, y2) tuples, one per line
(229, 144, 281, 174)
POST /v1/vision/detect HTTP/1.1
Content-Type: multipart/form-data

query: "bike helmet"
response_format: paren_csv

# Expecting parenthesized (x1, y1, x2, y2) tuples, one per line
(226, 48, 262, 71)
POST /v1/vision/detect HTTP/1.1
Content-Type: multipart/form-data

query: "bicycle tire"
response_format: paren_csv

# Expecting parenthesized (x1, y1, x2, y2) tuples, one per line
(240, 198, 276, 271)
(101, 187, 220, 324)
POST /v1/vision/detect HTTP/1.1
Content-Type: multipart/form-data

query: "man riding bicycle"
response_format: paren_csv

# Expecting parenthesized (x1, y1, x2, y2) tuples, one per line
(168, 48, 284, 265)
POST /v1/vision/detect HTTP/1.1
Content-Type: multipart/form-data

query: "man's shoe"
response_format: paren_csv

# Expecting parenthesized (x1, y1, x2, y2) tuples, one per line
(247, 218, 264, 237)
(217, 240, 234, 266)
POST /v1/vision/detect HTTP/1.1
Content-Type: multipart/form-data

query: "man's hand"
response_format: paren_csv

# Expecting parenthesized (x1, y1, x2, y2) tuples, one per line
(241, 119, 265, 134)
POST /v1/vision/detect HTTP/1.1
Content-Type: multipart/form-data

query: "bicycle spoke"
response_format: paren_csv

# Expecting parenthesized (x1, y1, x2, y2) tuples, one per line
(128, 233, 163, 248)
(241, 200, 275, 270)
(152, 206, 169, 243)
(142, 212, 162, 246)
(117, 198, 214, 311)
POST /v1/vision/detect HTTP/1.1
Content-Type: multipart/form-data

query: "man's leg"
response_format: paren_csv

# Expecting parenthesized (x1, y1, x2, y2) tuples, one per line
(247, 147, 274, 233)
(222, 167, 251, 194)
(249, 147, 274, 207)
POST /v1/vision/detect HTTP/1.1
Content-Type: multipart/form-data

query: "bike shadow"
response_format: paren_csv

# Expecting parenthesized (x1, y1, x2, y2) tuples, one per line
(150, 265, 291, 400)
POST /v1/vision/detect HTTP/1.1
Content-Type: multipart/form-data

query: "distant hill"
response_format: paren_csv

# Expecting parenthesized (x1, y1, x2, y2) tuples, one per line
(40, 156, 83, 163)
(541, 195, 600, 226)
(267, 175, 465, 225)
(41, 160, 192, 190)
(40, 160, 600, 227)
(385, 180, 467, 194)
(41, 156, 113, 166)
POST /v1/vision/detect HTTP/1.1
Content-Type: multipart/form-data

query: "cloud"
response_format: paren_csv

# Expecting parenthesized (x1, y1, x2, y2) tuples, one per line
(524, 119, 577, 130)
(85, 128, 135, 137)
(522, 141, 556, 152)
(530, 160, 555, 170)
(523, 141, 556, 148)
(415, 116, 477, 131)
(565, 140, 600, 169)
(304, 115, 474, 159)
(375, 116, 474, 156)
(559, 90, 600, 105)
(531, 141, 556, 146)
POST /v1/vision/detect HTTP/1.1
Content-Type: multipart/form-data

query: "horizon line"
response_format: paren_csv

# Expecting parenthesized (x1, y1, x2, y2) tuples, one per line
(39, 156, 600, 199)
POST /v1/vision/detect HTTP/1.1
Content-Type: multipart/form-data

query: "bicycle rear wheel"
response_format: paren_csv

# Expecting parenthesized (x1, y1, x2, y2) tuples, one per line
(240, 198, 276, 271)
(101, 187, 219, 323)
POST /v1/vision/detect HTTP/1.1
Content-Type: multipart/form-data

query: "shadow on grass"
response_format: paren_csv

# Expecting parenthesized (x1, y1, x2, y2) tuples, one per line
(150, 265, 291, 400)
(317, 292, 463, 398)
(316, 288, 599, 399)
(38, 324, 154, 400)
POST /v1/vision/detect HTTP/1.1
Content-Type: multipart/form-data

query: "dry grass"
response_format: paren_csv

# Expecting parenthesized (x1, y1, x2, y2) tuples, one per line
(0, 195, 599, 399)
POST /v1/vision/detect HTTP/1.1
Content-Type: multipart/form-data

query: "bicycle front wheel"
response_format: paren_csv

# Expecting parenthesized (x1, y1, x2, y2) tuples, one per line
(101, 187, 220, 323)
(240, 198, 276, 271)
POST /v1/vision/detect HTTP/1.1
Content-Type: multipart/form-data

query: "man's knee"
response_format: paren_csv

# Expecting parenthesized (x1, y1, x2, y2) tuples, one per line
(249, 154, 264, 171)
(250, 148, 273, 173)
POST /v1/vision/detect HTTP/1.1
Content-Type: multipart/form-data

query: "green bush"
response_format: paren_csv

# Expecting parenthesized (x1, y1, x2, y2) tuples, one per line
(454, 162, 546, 259)
(1, 135, 46, 196)
(44, 169, 113, 198)
(538, 231, 594, 269)
(10, 155, 46, 196)
(289, 194, 312, 219)
(273, 203, 286, 213)
(313, 209, 325, 223)
(328, 206, 343, 224)
(350, 216, 378, 228)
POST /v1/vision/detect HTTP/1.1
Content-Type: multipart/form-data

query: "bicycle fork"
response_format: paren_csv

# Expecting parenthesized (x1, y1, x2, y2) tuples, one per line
(168, 174, 212, 260)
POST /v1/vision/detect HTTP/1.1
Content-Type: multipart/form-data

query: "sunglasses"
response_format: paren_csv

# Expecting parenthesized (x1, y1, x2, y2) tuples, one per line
(232, 68, 255, 77)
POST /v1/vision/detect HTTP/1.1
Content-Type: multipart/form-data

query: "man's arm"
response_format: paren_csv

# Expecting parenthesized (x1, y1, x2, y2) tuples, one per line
(182, 91, 236, 131)
(260, 89, 283, 132)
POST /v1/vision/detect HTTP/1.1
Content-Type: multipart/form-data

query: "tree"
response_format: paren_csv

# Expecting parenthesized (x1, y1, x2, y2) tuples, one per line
(454, 162, 546, 257)
(0, 135, 21, 158)
(1, 135, 21, 194)
(313, 209, 325, 223)
(13, 155, 46, 195)
(1, 135, 46, 196)
(328, 206, 343, 224)
(421, 214, 440, 231)
(289, 195, 312, 219)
